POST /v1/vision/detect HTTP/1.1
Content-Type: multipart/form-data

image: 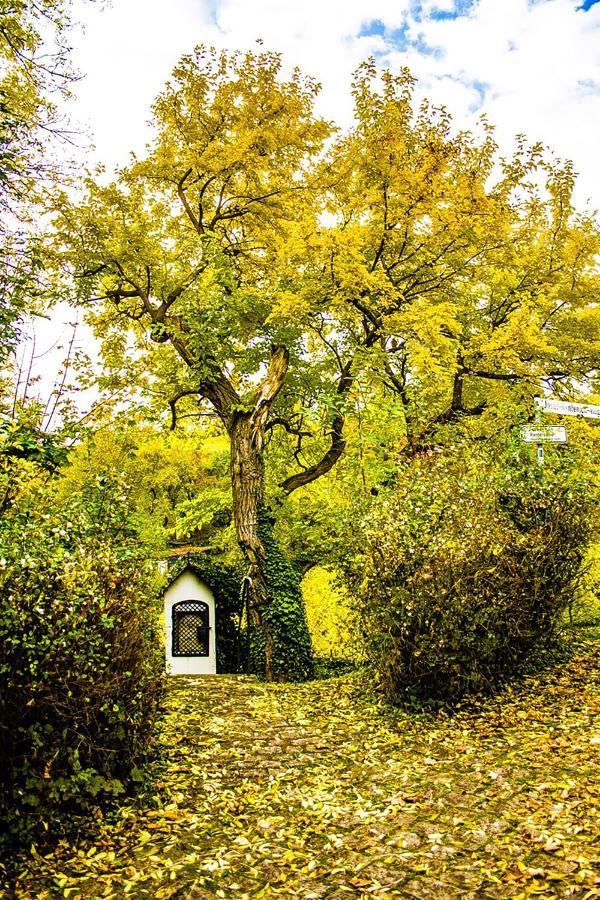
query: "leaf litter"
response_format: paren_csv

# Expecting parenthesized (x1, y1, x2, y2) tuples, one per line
(3, 643, 599, 899)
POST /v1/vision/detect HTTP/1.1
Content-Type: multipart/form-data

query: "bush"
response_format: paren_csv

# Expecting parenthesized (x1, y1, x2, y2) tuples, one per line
(346, 449, 597, 705)
(0, 478, 164, 846)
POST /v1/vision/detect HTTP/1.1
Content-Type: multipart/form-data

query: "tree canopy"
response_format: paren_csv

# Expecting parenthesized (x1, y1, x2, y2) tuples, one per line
(57, 48, 599, 457)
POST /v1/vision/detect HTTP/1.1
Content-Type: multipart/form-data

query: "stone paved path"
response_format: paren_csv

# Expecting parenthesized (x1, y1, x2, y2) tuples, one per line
(7, 644, 600, 899)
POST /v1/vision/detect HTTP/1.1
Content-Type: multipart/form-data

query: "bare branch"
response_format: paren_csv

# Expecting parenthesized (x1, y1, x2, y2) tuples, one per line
(162, 260, 209, 312)
(280, 357, 353, 495)
(279, 411, 346, 495)
(265, 417, 313, 438)
(246, 346, 290, 448)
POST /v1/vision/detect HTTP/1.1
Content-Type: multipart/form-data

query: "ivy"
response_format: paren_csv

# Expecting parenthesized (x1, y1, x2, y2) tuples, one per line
(253, 509, 314, 682)
(165, 543, 314, 681)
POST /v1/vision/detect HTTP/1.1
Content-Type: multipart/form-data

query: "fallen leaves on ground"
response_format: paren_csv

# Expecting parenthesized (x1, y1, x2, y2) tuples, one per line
(3, 643, 599, 899)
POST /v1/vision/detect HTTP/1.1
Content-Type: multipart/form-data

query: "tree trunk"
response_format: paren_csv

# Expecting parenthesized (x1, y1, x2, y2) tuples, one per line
(229, 412, 275, 678)
(223, 347, 313, 681)
(229, 407, 314, 682)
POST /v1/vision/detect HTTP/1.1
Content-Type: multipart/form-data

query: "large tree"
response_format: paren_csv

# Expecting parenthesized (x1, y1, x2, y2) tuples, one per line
(55, 49, 600, 680)
(57, 48, 331, 680)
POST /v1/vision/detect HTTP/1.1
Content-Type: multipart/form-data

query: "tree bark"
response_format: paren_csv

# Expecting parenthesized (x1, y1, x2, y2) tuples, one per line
(228, 411, 275, 679)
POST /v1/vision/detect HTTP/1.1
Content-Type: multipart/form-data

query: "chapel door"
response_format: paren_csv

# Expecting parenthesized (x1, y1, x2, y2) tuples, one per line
(172, 600, 210, 657)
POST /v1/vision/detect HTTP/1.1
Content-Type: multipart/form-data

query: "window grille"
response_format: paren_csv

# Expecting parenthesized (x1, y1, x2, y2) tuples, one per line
(172, 600, 210, 657)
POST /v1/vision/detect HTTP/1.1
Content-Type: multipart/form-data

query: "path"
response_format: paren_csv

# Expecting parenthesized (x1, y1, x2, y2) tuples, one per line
(8, 645, 600, 899)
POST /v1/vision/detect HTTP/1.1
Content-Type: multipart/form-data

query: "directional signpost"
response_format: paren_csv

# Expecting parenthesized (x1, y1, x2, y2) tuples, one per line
(521, 425, 568, 444)
(527, 397, 600, 465)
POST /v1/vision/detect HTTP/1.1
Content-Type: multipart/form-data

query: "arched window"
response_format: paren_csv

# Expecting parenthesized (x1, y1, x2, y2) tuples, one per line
(172, 600, 210, 657)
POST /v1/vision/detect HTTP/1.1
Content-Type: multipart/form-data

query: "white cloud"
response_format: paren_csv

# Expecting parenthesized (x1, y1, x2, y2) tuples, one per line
(403, 0, 600, 205)
(67, 0, 600, 202)
(70, 0, 212, 168)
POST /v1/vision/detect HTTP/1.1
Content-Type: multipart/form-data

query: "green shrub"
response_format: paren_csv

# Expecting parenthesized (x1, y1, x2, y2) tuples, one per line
(346, 450, 597, 705)
(0, 479, 164, 846)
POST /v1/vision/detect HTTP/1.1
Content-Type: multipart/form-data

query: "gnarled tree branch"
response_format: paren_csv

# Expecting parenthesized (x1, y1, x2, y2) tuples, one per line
(247, 345, 290, 448)
(280, 358, 353, 495)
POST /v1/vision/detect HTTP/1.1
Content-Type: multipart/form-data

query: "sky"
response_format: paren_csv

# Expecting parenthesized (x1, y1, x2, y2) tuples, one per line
(68, 0, 600, 206)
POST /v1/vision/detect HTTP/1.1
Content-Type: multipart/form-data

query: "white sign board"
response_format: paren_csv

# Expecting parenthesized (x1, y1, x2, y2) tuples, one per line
(535, 398, 600, 420)
(521, 425, 567, 444)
